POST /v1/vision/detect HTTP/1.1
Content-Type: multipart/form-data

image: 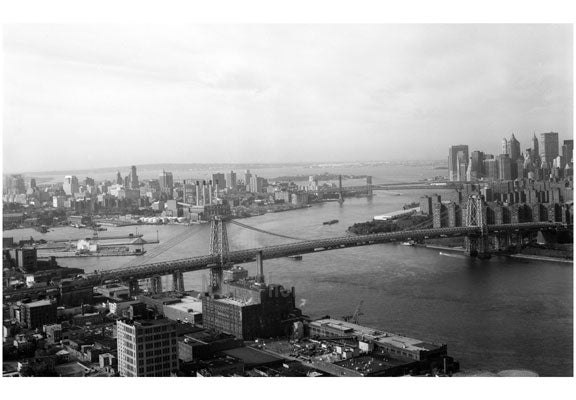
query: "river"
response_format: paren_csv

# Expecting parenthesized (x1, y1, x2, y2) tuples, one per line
(3, 166, 573, 376)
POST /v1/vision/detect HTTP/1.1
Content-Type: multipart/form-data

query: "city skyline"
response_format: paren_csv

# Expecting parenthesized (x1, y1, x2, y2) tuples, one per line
(3, 24, 573, 173)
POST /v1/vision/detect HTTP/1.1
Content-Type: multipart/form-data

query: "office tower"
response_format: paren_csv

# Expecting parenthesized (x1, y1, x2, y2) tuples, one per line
(448, 145, 469, 181)
(506, 133, 521, 162)
(469, 151, 484, 180)
(501, 138, 508, 155)
(532, 133, 539, 159)
(63, 175, 79, 195)
(124, 176, 131, 188)
(456, 151, 468, 181)
(539, 132, 559, 164)
(116, 171, 123, 185)
(516, 159, 525, 180)
(562, 140, 573, 163)
(159, 170, 174, 193)
(29, 178, 37, 189)
(497, 154, 512, 180)
(483, 159, 498, 180)
(116, 319, 179, 377)
(225, 171, 237, 190)
(244, 170, 252, 190)
(212, 173, 226, 190)
(130, 166, 139, 189)
(4, 175, 26, 195)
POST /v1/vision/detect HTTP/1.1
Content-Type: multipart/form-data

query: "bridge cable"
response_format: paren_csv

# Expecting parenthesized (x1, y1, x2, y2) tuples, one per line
(228, 220, 306, 241)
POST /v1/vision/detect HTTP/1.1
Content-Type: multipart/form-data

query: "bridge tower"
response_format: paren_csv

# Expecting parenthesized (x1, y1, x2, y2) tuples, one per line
(464, 194, 490, 258)
(338, 175, 344, 204)
(209, 216, 230, 293)
(366, 176, 373, 198)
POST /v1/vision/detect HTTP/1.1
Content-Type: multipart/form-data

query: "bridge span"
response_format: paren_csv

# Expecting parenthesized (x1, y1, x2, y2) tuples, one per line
(3, 221, 566, 301)
(81, 221, 565, 282)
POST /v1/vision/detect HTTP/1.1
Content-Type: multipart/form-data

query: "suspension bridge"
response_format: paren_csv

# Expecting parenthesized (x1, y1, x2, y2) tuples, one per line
(3, 195, 568, 301)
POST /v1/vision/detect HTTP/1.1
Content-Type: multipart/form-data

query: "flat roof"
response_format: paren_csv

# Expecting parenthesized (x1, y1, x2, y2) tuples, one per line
(222, 347, 283, 367)
(165, 297, 203, 314)
(23, 299, 54, 308)
(310, 319, 442, 353)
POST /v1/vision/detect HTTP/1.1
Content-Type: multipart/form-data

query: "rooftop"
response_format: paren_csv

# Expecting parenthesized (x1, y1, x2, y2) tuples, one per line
(23, 299, 54, 308)
(311, 319, 443, 353)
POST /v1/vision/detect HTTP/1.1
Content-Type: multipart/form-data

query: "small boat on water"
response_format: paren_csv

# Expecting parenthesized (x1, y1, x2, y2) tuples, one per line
(323, 219, 339, 225)
(287, 255, 303, 261)
(401, 240, 416, 246)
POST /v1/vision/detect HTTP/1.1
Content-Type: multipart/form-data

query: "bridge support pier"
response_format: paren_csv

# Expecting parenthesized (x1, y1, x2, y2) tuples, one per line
(172, 271, 185, 292)
(149, 276, 162, 294)
(128, 279, 140, 297)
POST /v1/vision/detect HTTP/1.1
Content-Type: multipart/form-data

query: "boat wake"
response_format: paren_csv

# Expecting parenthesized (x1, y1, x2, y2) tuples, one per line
(439, 251, 467, 259)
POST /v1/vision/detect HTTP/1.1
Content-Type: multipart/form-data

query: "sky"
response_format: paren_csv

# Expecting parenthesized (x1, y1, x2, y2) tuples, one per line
(2, 24, 573, 173)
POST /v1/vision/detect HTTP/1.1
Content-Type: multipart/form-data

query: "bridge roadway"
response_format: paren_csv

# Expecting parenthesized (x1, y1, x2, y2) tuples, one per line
(3, 222, 565, 301)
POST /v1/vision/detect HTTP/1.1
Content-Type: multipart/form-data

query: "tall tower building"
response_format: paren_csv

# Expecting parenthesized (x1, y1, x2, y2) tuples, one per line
(562, 140, 573, 163)
(448, 145, 469, 181)
(225, 171, 237, 190)
(532, 133, 539, 158)
(63, 176, 79, 196)
(501, 138, 508, 155)
(469, 150, 485, 180)
(507, 133, 521, 162)
(539, 132, 559, 164)
(244, 170, 252, 190)
(116, 171, 123, 185)
(116, 319, 179, 377)
(159, 170, 174, 194)
(496, 154, 512, 180)
(212, 173, 226, 191)
(130, 166, 139, 189)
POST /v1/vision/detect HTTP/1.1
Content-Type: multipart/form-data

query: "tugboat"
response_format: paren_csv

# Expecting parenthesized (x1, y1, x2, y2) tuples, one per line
(323, 219, 339, 225)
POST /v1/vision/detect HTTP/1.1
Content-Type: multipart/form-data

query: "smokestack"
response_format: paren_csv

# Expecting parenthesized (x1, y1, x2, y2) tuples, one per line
(202, 180, 207, 206)
(256, 251, 264, 284)
(208, 180, 213, 205)
(195, 181, 200, 206)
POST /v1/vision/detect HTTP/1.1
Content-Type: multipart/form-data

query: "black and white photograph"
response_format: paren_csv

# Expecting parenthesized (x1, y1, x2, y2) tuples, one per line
(0, 2, 574, 396)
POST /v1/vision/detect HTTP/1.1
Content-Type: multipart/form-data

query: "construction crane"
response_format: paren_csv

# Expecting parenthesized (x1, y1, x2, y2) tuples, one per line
(342, 300, 364, 325)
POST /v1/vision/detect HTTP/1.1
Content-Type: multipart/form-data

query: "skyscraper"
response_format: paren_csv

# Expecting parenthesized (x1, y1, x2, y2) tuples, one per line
(448, 145, 469, 181)
(501, 138, 508, 155)
(244, 170, 252, 190)
(225, 171, 237, 190)
(539, 132, 559, 164)
(562, 140, 573, 163)
(506, 133, 521, 162)
(212, 173, 226, 190)
(63, 176, 79, 196)
(496, 154, 512, 180)
(158, 170, 174, 193)
(116, 171, 123, 185)
(532, 133, 539, 159)
(116, 319, 178, 377)
(469, 150, 485, 180)
(130, 166, 139, 189)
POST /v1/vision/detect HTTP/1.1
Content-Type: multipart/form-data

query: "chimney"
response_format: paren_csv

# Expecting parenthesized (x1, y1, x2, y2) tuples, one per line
(208, 180, 213, 205)
(202, 180, 207, 206)
(195, 181, 200, 206)
(256, 251, 264, 284)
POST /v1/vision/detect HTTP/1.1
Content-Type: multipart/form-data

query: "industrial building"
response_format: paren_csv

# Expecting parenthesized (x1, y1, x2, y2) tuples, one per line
(202, 265, 303, 340)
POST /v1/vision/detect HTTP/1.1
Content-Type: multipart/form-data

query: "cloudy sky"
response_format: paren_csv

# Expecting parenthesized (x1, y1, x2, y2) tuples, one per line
(3, 24, 573, 173)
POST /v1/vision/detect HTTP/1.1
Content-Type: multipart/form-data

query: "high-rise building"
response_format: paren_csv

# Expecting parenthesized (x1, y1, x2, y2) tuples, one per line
(116, 319, 179, 377)
(507, 133, 521, 162)
(562, 140, 573, 163)
(4, 175, 26, 195)
(501, 138, 508, 155)
(244, 170, 252, 190)
(540, 132, 559, 164)
(497, 154, 512, 180)
(63, 176, 79, 196)
(225, 171, 237, 190)
(448, 145, 469, 181)
(29, 178, 37, 190)
(483, 158, 498, 180)
(116, 171, 123, 185)
(469, 151, 485, 180)
(159, 171, 174, 193)
(18, 300, 57, 330)
(212, 173, 226, 190)
(532, 133, 539, 160)
(130, 166, 139, 189)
